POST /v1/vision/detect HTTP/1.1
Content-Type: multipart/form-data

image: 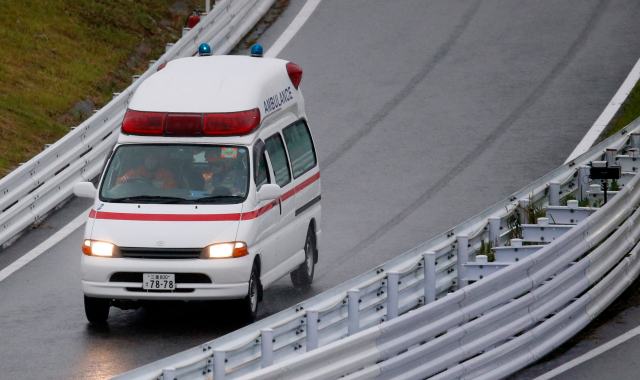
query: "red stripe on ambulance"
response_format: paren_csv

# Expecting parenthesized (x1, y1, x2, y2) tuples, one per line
(88, 172, 319, 222)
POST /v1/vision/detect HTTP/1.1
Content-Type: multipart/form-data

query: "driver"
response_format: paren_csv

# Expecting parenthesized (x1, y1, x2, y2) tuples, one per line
(201, 147, 225, 193)
(116, 150, 177, 189)
(201, 147, 245, 195)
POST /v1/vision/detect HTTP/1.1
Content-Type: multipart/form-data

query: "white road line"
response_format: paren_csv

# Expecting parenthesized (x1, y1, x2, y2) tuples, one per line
(265, 0, 323, 58)
(534, 324, 640, 380)
(0, 207, 90, 283)
(565, 57, 640, 163)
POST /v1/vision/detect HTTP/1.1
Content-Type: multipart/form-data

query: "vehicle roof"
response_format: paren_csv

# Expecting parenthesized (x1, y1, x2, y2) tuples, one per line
(128, 55, 292, 113)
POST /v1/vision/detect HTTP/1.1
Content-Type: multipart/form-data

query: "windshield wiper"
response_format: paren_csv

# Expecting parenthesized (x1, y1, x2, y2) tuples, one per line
(108, 195, 190, 204)
(194, 195, 245, 203)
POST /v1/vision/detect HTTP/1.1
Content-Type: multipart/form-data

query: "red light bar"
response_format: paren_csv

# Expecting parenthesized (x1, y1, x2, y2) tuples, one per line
(165, 113, 202, 136)
(121, 110, 165, 135)
(286, 62, 303, 89)
(121, 108, 261, 137)
(203, 109, 261, 136)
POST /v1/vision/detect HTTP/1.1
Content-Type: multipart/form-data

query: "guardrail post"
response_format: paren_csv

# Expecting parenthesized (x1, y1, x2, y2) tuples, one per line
(213, 350, 225, 380)
(260, 328, 274, 368)
(457, 235, 469, 289)
(182, 27, 191, 37)
(148, 59, 157, 69)
(131, 75, 140, 84)
(605, 148, 617, 164)
(631, 133, 640, 149)
(387, 271, 400, 320)
(347, 289, 360, 335)
(549, 182, 560, 206)
(165, 43, 174, 53)
(206, 0, 211, 12)
(306, 309, 319, 351)
(423, 251, 436, 303)
(162, 367, 176, 380)
(518, 198, 530, 224)
(489, 217, 501, 247)
(578, 166, 590, 202)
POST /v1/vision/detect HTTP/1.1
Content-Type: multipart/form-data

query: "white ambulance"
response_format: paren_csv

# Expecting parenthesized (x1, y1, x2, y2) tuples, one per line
(73, 54, 321, 323)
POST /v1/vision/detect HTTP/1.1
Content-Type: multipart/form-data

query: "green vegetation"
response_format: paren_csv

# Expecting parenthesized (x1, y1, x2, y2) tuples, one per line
(603, 79, 640, 139)
(506, 209, 522, 240)
(610, 178, 620, 191)
(519, 194, 546, 224)
(479, 239, 495, 262)
(560, 193, 575, 206)
(0, 0, 200, 176)
(560, 193, 590, 207)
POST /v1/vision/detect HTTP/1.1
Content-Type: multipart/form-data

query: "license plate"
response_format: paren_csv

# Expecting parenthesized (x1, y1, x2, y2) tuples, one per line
(143, 273, 175, 290)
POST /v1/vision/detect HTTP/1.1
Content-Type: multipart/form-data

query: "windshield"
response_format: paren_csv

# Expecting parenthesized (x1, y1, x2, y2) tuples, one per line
(100, 144, 249, 204)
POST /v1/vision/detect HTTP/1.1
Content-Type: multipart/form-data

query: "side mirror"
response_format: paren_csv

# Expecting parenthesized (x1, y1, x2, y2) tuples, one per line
(73, 182, 97, 199)
(257, 184, 281, 202)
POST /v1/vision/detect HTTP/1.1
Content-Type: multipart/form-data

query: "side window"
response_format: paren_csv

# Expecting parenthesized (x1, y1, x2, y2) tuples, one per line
(265, 134, 292, 187)
(253, 141, 270, 190)
(282, 121, 317, 178)
(255, 153, 269, 190)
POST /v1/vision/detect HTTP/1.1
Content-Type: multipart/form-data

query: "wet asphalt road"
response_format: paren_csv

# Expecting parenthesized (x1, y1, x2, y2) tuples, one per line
(2, 1, 640, 378)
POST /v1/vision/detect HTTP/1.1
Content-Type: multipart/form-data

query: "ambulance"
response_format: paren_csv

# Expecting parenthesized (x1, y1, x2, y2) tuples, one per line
(73, 53, 321, 323)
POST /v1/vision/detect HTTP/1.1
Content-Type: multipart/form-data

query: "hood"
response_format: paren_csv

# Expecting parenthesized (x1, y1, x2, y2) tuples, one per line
(88, 202, 244, 248)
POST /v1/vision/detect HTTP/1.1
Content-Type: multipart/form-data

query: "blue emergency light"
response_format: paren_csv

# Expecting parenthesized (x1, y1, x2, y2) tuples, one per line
(250, 44, 264, 57)
(198, 42, 212, 56)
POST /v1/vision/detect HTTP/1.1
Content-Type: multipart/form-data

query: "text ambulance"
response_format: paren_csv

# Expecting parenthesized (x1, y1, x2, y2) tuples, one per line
(73, 54, 321, 323)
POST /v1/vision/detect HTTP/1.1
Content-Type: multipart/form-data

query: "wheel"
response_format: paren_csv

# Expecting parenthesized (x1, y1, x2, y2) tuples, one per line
(290, 228, 316, 290)
(242, 263, 260, 322)
(84, 296, 110, 324)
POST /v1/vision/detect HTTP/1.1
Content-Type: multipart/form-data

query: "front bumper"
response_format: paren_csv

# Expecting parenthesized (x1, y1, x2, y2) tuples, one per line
(82, 254, 252, 301)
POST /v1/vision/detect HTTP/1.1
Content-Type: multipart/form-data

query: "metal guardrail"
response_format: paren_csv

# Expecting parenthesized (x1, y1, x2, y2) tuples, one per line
(0, 0, 276, 249)
(115, 118, 640, 379)
(243, 139, 640, 380)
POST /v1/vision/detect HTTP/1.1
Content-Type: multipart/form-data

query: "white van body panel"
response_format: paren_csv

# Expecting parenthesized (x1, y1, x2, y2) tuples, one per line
(88, 203, 242, 248)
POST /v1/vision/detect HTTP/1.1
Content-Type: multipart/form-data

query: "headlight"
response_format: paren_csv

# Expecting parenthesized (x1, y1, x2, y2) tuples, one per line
(82, 240, 116, 257)
(206, 241, 248, 259)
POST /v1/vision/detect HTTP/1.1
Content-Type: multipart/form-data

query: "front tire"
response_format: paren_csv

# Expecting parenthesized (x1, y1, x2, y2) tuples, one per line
(84, 296, 110, 324)
(291, 228, 316, 290)
(242, 263, 260, 322)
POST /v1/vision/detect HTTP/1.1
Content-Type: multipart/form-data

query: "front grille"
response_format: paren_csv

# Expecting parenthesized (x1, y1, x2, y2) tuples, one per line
(120, 247, 201, 259)
(125, 288, 195, 293)
(110, 272, 212, 283)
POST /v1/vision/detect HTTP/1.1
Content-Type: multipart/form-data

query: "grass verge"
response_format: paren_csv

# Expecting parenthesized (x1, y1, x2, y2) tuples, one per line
(601, 76, 640, 139)
(0, 0, 200, 176)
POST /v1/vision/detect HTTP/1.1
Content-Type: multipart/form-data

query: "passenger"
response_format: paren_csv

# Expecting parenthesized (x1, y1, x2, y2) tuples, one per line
(224, 150, 248, 196)
(201, 147, 225, 193)
(202, 147, 245, 196)
(117, 151, 177, 189)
